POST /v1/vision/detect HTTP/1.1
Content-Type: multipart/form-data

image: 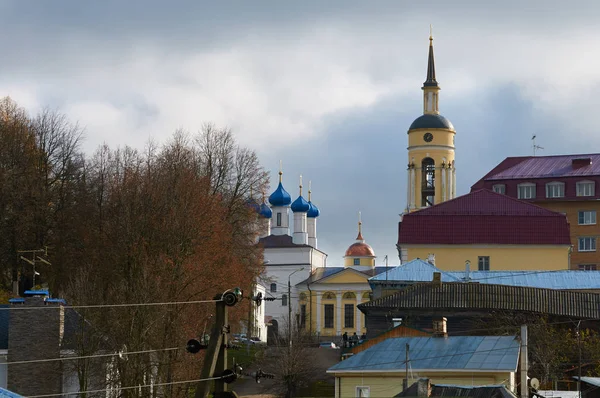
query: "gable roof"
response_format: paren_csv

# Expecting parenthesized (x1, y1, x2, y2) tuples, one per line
(369, 261, 600, 290)
(297, 266, 388, 285)
(473, 154, 600, 183)
(327, 335, 520, 373)
(398, 189, 571, 245)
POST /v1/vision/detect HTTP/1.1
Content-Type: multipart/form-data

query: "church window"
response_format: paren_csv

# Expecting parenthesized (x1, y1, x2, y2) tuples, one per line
(577, 181, 595, 197)
(322, 292, 335, 300)
(492, 184, 506, 194)
(300, 304, 306, 328)
(324, 304, 334, 328)
(281, 294, 287, 306)
(478, 256, 490, 271)
(276, 212, 282, 226)
(353, 258, 360, 265)
(270, 283, 277, 293)
(344, 304, 354, 328)
(517, 183, 536, 199)
(546, 182, 565, 198)
(421, 157, 435, 207)
(579, 237, 596, 252)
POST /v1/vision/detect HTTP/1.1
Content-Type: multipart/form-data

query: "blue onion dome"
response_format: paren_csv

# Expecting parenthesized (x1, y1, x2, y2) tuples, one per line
(291, 195, 310, 212)
(245, 198, 260, 213)
(268, 182, 292, 206)
(307, 201, 320, 218)
(259, 202, 272, 218)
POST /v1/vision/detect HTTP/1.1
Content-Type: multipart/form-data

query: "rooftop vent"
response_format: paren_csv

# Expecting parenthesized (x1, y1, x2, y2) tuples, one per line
(572, 158, 592, 168)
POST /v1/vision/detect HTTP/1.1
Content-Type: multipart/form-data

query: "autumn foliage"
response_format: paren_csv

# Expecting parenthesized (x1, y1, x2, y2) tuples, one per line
(0, 97, 269, 396)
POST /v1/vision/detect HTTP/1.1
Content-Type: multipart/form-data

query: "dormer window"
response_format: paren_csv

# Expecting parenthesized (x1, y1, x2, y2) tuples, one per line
(492, 184, 506, 194)
(545, 182, 565, 198)
(577, 181, 595, 197)
(517, 183, 536, 199)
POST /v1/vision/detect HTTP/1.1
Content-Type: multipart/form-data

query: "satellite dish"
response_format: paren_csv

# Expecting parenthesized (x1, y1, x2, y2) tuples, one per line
(530, 378, 540, 390)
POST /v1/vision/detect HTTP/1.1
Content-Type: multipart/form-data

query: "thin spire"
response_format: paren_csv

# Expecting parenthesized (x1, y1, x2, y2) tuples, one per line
(423, 25, 438, 87)
(308, 181, 312, 201)
(356, 211, 364, 241)
(299, 175, 303, 196)
(278, 160, 283, 183)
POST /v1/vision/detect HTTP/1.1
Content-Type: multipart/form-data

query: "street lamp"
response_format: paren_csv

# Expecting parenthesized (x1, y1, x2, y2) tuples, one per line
(288, 267, 304, 349)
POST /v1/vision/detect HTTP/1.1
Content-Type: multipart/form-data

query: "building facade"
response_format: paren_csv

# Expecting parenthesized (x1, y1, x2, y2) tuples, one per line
(397, 189, 572, 270)
(406, 33, 456, 212)
(472, 154, 600, 270)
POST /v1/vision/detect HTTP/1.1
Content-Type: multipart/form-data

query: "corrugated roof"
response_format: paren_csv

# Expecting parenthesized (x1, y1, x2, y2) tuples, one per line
(328, 336, 520, 373)
(397, 382, 518, 398)
(359, 283, 600, 319)
(574, 376, 600, 387)
(370, 260, 600, 290)
(480, 154, 600, 180)
(398, 190, 571, 245)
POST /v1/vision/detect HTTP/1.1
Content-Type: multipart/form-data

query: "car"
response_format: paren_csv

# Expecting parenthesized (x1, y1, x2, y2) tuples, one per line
(319, 341, 340, 349)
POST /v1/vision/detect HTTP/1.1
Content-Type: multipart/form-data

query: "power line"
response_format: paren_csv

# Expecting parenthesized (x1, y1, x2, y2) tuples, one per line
(28, 376, 226, 397)
(0, 298, 221, 311)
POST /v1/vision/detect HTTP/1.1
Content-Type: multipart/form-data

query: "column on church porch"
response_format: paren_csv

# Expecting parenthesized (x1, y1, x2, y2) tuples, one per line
(336, 293, 342, 336)
(316, 292, 322, 335)
(355, 292, 362, 335)
(441, 163, 446, 202)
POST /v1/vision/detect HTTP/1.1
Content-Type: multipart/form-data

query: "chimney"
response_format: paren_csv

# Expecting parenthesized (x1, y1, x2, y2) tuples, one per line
(572, 158, 592, 168)
(432, 317, 448, 338)
(417, 378, 431, 398)
(8, 290, 65, 396)
(432, 272, 442, 286)
(427, 253, 435, 266)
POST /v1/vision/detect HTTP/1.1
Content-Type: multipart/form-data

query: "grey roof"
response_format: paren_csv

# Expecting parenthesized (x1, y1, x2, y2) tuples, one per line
(360, 282, 600, 319)
(328, 336, 520, 373)
(370, 259, 600, 290)
(574, 376, 600, 387)
(298, 266, 388, 285)
(397, 382, 518, 398)
(259, 234, 311, 248)
(409, 114, 455, 131)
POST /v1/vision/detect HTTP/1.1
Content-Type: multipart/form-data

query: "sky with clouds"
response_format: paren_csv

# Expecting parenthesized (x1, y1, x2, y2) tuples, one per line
(1, 0, 600, 264)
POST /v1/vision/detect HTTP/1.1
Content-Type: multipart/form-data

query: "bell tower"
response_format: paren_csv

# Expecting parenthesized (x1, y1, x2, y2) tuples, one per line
(406, 29, 456, 212)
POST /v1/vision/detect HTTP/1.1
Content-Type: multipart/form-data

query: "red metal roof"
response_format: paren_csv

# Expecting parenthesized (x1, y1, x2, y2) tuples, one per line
(474, 153, 600, 182)
(398, 189, 571, 245)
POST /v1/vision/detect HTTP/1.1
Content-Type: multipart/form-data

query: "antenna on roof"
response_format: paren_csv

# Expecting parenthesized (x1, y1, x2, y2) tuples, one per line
(532, 135, 544, 156)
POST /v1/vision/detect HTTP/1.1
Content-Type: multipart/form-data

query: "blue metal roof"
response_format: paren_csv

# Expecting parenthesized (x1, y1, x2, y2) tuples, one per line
(328, 336, 520, 373)
(370, 259, 600, 290)
(24, 290, 49, 296)
(0, 388, 23, 398)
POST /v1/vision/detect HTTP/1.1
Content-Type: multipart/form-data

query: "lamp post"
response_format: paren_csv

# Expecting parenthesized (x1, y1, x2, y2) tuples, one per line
(288, 267, 304, 349)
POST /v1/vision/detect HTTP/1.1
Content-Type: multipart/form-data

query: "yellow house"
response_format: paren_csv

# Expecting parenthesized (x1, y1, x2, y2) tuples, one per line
(327, 324, 521, 398)
(397, 189, 572, 271)
(296, 218, 388, 337)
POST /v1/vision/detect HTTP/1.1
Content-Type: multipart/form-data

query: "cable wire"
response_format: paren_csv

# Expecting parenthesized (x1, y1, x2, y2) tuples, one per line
(27, 375, 225, 397)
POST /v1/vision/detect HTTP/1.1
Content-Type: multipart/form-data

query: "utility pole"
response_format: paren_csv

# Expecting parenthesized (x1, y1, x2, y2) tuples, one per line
(520, 325, 528, 398)
(196, 297, 228, 398)
(17, 248, 49, 293)
(577, 321, 582, 398)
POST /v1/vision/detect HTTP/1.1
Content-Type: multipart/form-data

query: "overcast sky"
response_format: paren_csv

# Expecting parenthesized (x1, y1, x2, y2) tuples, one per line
(2, 1, 600, 264)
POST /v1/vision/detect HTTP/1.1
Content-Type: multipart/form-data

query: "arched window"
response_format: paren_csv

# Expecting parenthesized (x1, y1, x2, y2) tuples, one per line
(281, 294, 287, 306)
(322, 292, 335, 300)
(421, 157, 435, 206)
(270, 283, 277, 293)
(343, 292, 356, 299)
(362, 292, 371, 300)
(299, 292, 307, 301)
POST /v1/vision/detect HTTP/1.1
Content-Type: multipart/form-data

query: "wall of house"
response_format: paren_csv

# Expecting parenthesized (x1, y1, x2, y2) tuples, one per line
(537, 201, 600, 270)
(405, 245, 569, 271)
(336, 371, 514, 398)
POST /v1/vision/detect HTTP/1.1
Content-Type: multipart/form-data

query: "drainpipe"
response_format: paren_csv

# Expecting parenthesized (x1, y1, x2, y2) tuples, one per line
(307, 280, 313, 337)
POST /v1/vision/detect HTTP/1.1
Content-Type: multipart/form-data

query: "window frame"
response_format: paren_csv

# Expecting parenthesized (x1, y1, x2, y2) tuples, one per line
(577, 181, 596, 197)
(579, 210, 597, 225)
(578, 237, 597, 252)
(492, 184, 506, 194)
(270, 283, 277, 293)
(300, 304, 306, 328)
(517, 183, 536, 199)
(281, 294, 287, 306)
(344, 304, 354, 328)
(356, 386, 370, 398)
(545, 181, 565, 198)
(353, 258, 360, 266)
(324, 304, 334, 329)
(578, 264, 598, 271)
(478, 256, 490, 271)
(276, 212, 282, 226)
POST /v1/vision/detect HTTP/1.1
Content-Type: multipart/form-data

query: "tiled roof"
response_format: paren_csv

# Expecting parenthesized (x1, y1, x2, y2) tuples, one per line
(398, 190, 571, 245)
(327, 335, 520, 372)
(476, 154, 600, 181)
(359, 282, 600, 319)
(370, 260, 600, 290)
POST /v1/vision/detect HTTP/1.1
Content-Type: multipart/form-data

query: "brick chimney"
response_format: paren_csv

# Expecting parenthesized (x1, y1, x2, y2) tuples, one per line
(432, 317, 448, 338)
(417, 378, 431, 398)
(572, 158, 592, 168)
(8, 290, 65, 396)
(432, 272, 442, 286)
